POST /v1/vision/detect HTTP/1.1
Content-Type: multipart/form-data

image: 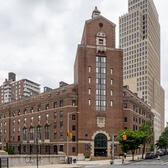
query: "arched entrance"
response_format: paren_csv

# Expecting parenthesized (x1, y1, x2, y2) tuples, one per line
(94, 133, 107, 157)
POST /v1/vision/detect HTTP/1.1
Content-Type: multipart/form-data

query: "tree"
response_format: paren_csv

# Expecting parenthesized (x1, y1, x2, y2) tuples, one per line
(139, 122, 153, 159)
(156, 127, 168, 149)
(118, 130, 145, 160)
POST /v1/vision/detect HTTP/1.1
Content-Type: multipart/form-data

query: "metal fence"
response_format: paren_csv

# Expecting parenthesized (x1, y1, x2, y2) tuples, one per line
(0, 158, 9, 168)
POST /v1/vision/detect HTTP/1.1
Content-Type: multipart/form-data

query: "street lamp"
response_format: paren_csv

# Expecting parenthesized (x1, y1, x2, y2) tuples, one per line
(66, 111, 79, 163)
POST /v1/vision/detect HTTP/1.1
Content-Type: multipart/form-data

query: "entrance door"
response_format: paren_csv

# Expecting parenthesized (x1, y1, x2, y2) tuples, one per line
(94, 133, 107, 157)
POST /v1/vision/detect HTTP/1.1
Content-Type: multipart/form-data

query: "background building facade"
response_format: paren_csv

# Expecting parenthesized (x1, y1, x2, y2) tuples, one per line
(0, 73, 40, 104)
(123, 85, 154, 131)
(119, 0, 165, 142)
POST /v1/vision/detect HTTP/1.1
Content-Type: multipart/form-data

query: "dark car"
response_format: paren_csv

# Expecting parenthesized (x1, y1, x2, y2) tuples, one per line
(145, 152, 155, 159)
(156, 150, 164, 156)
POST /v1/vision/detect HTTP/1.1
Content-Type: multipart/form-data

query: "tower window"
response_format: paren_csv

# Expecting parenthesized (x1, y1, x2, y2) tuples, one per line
(99, 39, 104, 45)
(88, 99, 91, 106)
(110, 90, 113, 96)
(88, 66, 91, 73)
(110, 100, 113, 107)
(88, 88, 91, 95)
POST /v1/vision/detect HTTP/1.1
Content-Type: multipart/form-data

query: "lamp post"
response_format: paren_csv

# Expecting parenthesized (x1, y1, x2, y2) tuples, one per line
(67, 111, 79, 163)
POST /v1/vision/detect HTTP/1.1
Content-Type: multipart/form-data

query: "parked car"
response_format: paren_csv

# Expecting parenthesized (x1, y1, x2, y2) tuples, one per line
(156, 149, 164, 156)
(145, 152, 156, 159)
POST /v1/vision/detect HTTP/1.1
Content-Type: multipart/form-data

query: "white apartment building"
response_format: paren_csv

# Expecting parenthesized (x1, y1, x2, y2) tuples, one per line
(119, 0, 165, 142)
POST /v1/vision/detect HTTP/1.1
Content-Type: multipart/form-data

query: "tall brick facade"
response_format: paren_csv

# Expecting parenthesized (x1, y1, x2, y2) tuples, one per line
(74, 8, 123, 158)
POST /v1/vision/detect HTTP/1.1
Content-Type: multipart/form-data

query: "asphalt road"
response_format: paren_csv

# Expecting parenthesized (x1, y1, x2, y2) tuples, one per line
(83, 155, 168, 168)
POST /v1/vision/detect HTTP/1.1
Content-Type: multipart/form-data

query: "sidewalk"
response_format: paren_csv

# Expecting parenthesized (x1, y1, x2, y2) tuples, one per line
(12, 155, 143, 168)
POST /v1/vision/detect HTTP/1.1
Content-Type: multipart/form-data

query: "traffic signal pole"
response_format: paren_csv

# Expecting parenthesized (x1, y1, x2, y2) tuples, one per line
(111, 134, 115, 164)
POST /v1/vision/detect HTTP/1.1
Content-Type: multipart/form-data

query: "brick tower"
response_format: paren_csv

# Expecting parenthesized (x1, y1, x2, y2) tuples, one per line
(74, 7, 123, 158)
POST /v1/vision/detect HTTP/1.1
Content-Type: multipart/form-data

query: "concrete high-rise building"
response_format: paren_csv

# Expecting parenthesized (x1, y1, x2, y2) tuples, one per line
(119, 0, 165, 141)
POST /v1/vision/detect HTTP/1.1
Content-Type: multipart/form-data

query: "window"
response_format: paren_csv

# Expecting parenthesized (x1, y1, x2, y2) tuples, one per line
(88, 66, 91, 73)
(72, 125, 76, 131)
(18, 110, 20, 116)
(45, 125, 50, 140)
(59, 111, 63, 118)
(53, 102, 57, 108)
(96, 56, 106, 111)
(88, 77, 91, 84)
(45, 104, 49, 110)
(30, 127, 34, 140)
(24, 109, 27, 114)
(88, 99, 91, 106)
(24, 118, 27, 125)
(110, 68, 113, 75)
(88, 89, 91, 95)
(72, 136, 76, 142)
(46, 113, 49, 123)
(72, 147, 76, 153)
(59, 145, 64, 152)
(37, 105, 41, 111)
(72, 115, 76, 120)
(60, 121, 63, 129)
(38, 115, 41, 123)
(98, 38, 104, 45)
(23, 128, 27, 141)
(123, 103, 127, 108)
(30, 107, 34, 113)
(124, 117, 127, 122)
(59, 100, 63, 107)
(72, 100, 76, 106)
(111, 79, 113, 85)
(53, 122, 57, 129)
(37, 126, 42, 140)
(30, 116, 34, 125)
(53, 112, 57, 119)
(110, 100, 113, 107)
(110, 90, 113, 96)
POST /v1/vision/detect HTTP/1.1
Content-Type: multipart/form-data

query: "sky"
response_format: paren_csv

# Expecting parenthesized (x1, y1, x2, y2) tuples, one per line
(0, 0, 167, 123)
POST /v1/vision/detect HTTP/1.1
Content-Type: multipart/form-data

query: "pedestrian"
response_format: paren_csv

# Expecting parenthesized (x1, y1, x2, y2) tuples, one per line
(124, 153, 127, 159)
(122, 156, 124, 164)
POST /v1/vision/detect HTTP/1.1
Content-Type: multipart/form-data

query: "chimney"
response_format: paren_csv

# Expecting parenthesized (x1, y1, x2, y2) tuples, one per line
(8, 72, 16, 81)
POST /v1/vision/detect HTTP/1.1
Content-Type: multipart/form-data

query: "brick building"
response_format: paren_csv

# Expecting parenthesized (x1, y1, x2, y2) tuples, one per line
(123, 85, 154, 131)
(0, 84, 78, 155)
(74, 7, 123, 158)
(0, 72, 40, 104)
(0, 8, 154, 158)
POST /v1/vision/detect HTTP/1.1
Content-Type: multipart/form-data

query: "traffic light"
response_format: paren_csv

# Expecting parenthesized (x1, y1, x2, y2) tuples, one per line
(122, 132, 127, 141)
(67, 132, 73, 140)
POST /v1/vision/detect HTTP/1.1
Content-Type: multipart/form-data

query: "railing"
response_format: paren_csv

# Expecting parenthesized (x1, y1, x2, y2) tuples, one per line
(0, 157, 9, 168)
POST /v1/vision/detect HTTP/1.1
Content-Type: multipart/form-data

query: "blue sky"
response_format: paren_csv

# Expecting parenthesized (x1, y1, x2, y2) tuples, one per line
(0, 0, 167, 123)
